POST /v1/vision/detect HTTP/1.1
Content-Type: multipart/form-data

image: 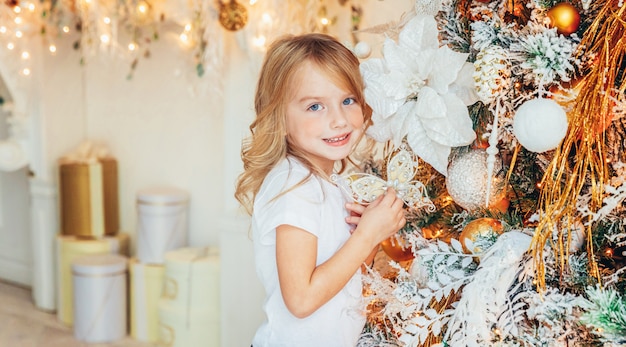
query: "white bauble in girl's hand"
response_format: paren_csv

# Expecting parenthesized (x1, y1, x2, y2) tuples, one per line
(513, 98, 568, 153)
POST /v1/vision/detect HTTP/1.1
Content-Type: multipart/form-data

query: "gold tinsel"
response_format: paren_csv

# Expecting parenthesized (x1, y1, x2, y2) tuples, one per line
(531, 1, 626, 291)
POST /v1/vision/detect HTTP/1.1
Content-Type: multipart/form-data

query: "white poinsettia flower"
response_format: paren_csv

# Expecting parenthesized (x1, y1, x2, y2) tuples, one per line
(360, 14, 477, 176)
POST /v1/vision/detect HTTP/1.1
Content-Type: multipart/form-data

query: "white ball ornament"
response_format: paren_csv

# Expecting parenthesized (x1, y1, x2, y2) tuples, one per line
(445, 149, 505, 211)
(354, 41, 372, 59)
(513, 98, 568, 153)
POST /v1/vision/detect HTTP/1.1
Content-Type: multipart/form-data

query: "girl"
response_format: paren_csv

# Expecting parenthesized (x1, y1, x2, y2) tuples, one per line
(235, 33, 406, 346)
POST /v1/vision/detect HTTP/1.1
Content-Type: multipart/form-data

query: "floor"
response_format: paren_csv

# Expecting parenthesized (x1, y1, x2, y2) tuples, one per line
(0, 280, 154, 347)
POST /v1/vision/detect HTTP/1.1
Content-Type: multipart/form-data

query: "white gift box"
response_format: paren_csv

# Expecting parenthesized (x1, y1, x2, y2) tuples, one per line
(72, 254, 128, 343)
(162, 247, 220, 309)
(158, 300, 220, 347)
(158, 247, 220, 347)
(136, 186, 189, 264)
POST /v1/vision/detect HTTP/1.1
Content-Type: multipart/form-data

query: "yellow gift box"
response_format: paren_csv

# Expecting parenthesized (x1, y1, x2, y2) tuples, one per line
(130, 258, 165, 343)
(56, 233, 130, 326)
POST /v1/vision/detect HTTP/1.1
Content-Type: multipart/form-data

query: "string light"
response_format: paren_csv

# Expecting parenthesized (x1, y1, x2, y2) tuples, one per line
(49, 44, 57, 53)
(128, 42, 137, 51)
(103, 17, 111, 24)
(7, 43, 15, 50)
(0, 26, 6, 34)
(252, 35, 266, 48)
(100, 34, 110, 44)
(21, 68, 31, 76)
(15, 31, 22, 38)
(137, 2, 148, 14)
(21, 51, 30, 60)
(62, 26, 70, 33)
(319, 17, 329, 26)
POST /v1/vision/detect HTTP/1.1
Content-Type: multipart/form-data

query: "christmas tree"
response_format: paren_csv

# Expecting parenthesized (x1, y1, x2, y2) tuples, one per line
(347, 0, 626, 345)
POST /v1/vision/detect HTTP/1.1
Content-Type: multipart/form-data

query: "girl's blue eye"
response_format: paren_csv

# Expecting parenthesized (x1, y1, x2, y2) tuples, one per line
(308, 104, 322, 111)
(343, 98, 356, 105)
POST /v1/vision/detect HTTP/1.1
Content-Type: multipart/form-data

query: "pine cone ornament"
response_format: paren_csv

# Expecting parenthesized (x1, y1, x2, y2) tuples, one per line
(473, 45, 511, 104)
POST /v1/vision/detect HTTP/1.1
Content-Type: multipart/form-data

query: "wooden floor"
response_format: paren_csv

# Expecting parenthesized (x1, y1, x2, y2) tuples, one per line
(0, 280, 154, 347)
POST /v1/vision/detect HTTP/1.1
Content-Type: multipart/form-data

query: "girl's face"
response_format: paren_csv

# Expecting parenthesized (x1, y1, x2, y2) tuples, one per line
(285, 60, 364, 175)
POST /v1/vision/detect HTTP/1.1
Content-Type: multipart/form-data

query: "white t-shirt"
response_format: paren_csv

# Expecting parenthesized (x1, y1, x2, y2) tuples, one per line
(251, 157, 365, 347)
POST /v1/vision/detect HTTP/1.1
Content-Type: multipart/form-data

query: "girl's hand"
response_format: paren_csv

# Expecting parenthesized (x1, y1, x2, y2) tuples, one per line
(346, 187, 406, 246)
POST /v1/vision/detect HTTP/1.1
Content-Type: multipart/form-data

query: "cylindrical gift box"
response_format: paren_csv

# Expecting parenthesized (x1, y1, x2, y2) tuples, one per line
(136, 187, 189, 264)
(130, 258, 165, 342)
(59, 157, 119, 238)
(158, 247, 220, 347)
(158, 301, 220, 347)
(72, 254, 128, 343)
(56, 233, 129, 326)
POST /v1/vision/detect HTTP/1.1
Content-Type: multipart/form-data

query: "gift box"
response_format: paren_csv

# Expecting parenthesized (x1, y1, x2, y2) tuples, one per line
(72, 254, 128, 343)
(130, 258, 165, 342)
(136, 186, 189, 264)
(56, 233, 129, 326)
(158, 300, 220, 347)
(158, 247, 220, 347)
(161, 247, 219, 308)
(58, 142, 119, 238)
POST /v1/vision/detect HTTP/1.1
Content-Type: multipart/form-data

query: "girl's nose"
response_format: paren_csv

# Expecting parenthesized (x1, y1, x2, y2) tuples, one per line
(330, 108, 348, 128)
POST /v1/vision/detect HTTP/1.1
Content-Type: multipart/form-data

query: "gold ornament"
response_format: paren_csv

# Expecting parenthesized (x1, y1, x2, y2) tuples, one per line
(380, 235, 414, 262)
(459, 218, 504, 254)
(547, 2, 580, 36)
(219, 1, 248, 31)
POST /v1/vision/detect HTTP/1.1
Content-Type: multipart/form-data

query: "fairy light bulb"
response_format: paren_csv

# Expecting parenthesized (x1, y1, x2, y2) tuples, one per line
(49, 44, 57, 53)
(22, 68, 31, 76)
(261, 13, 272, 24)
(179, 32, 189, 44)
(320, 17, 329, 26)
(7, 42, 15, 50)
(103, 17, 111, 24)
(15, 31, 23, 38)
(62, 26, 70, 33)
(28, 3, 35, 11)
(15, 17, 23, 25)
(136, 1, 148, 14)
(100, 34, 110, 44)
(128, 42, 137, 51)
(0, 26, 6, 34)
(252, 35, 266, 48)
(184, 23, 192, 32)
(249, 0, 258, 4)
(21, 51, 30, 59)
(13, 6, 21, 13)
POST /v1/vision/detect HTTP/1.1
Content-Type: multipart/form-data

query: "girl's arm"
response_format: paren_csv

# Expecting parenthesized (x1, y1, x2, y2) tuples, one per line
(276, 188, 405, 318)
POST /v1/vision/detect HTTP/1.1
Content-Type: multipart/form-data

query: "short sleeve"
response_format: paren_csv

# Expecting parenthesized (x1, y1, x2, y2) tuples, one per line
(254, 163, 326, 246)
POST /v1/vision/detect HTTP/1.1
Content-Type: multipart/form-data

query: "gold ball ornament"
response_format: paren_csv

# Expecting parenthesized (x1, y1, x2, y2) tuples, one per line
(547, 2, 580, 36)
(459, 218, 504, 254)
(380, 235, 415, 262)
(219, 1, 248, 31)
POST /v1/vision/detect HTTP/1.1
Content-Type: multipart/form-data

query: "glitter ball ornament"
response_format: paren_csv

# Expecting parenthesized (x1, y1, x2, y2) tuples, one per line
(381, 235, 414, 262)
(445, 150, 505, 211)
(219, 0, 248, 31)
(547, 2, 580, 36)
(473, 45, 511, 104)
(459, 218, 504, 254)
(513, 98, 568, 153)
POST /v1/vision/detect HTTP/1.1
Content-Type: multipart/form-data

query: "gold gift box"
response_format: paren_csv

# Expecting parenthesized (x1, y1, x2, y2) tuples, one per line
(59, 157, 119, 238)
